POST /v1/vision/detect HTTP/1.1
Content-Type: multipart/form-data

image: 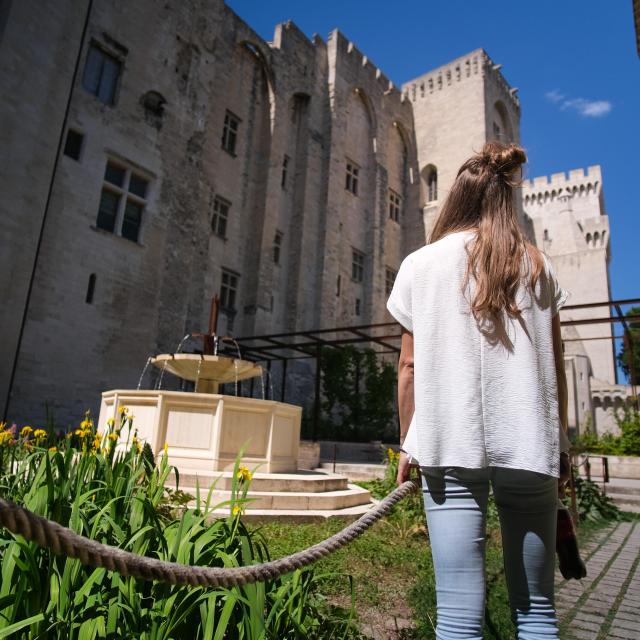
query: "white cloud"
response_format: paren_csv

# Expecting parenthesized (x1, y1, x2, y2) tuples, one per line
(545, 90, 565, 104)
(545, 89, 612, 118)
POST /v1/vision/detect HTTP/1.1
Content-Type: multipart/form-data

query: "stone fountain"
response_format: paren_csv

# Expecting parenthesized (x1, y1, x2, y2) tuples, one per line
(97, 298, 301, 474)
(96, 297, 373, 521)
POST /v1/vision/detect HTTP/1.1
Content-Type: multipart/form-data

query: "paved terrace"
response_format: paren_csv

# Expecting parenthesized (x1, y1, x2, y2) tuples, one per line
(556, 520, 640, 640)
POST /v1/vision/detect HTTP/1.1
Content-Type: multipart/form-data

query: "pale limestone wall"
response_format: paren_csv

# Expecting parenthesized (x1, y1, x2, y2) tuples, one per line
(2, 2, 421, 426)
(565, 354, 593, 435)
(0, 0, 89, 420)
(523, 167, 616, 388)
(0, 0, 617, 435)
(591, 380, 636, 437)
(321, 31, 420, 330)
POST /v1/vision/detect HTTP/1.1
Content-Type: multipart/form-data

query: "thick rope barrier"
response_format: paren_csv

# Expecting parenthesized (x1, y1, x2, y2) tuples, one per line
(0, 479, 419, 588)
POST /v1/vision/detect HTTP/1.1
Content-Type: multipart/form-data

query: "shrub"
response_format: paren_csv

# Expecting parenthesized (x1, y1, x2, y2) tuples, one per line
(563, 476, 622, 522)
(571, 406, 640, 456)
(0, 413, 360, 639)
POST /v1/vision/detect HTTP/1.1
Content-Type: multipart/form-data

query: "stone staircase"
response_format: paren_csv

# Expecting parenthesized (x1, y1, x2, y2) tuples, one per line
(168, 469, 375, 522)
(590, 476, 640, 513)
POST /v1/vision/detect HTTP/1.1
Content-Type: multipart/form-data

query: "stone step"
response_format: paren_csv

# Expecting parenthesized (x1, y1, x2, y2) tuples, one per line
(184, 483, 372, 511)
(585, 477, 640, 495)
(319, 462, 386, 481)
(168, 469, 348, 493)
(608, 492, 640, 508)
(207, 501, 377, 524)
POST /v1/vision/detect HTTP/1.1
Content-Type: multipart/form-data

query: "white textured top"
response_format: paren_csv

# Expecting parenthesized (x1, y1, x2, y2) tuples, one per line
(387, 230, 569, 478)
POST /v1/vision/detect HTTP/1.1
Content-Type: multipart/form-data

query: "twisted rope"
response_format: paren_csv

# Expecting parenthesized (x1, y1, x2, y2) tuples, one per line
(0, 479, 419, 588)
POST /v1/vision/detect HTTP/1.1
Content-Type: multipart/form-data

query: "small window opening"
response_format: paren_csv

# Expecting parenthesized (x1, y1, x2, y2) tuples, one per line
(385, 268, 397, 296)
(85, 273, 96, 304)
(221, 110, 240, 155)
(427, 168, 438, 202)
(389, 189, 401, 222)
(82, 43, 122, 105)
(273, 230, 283, 264)
(345, 160, 359, 195)
(351, 249, 364, 282)
(211, 196, 230, 238)
(64, 129, 84, 161)
(281, 155, 289, 189)
(220, 269, 239, 311)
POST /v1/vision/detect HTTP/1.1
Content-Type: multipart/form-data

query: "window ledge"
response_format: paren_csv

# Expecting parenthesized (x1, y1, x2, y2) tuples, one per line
(90, 225, 144, 248)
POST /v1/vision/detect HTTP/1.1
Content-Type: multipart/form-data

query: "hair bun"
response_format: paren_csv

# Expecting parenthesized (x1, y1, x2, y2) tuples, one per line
(481, 142, 527, 176)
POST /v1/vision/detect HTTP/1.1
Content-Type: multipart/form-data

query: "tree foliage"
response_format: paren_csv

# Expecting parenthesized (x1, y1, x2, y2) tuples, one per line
(617, 306, 640, 385)
(319, 346, 396, 442)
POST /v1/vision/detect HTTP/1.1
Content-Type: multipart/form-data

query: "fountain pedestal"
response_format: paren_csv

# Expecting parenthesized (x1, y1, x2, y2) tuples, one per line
(98, 389, 302, 473)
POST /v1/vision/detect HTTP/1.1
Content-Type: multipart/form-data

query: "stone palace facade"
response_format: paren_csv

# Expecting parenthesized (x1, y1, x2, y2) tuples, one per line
(0, 0, 625, 434)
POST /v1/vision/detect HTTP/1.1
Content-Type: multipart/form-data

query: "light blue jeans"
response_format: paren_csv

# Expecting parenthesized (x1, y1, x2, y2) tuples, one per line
(420, 466, 559, 639)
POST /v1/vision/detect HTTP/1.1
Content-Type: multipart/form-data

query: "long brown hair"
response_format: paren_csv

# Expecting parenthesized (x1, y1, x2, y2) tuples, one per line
(430, 142, 543, 320)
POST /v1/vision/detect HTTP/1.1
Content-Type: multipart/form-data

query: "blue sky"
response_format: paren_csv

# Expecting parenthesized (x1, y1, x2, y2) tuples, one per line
(228, 0, 639, 375)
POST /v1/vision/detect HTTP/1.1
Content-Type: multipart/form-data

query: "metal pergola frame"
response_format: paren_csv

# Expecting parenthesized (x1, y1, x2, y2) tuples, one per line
(225, 297, 640, 438)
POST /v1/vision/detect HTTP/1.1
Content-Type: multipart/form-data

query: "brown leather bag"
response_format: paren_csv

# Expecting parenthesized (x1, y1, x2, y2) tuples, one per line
(556, 456, 587, 580)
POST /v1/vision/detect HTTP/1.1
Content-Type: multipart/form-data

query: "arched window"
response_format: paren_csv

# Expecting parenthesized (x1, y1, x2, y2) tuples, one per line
(594, 231, 600, 245)
(427, 168, 438, 202)
(586, 233, 592, 245)
(543, 229, 549, 241)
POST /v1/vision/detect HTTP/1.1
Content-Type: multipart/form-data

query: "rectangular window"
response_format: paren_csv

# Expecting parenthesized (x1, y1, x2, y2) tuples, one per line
(345, 160, 359, 195)
(96, 189, 120, 233)
(221, 111, 240, 155)
(121, 200, 143, 242)
(273, 230, 283, 264)
(385, 268, 397, 296)
(352, 249, 364, 282)
(220, 269, 239, 311)
(389, 189, 401, 222)
(63, 129, 84, 160)
(105, 162, 126, 187)
(82, 43, 122, 105)
(95, 160, 149, 242)
(211, 196, 230, 238)
(281, 155, 289, 189)
(355, 298, 361, 316)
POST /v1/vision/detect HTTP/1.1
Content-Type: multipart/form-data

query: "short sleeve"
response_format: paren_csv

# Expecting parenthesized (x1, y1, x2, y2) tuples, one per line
(386, 255, 413, 332)
(544, 255, 569, 316)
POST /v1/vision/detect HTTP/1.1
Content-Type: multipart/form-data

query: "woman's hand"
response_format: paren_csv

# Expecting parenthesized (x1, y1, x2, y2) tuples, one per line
(558, 452, 571, 498)
(397, 452, 413, 486)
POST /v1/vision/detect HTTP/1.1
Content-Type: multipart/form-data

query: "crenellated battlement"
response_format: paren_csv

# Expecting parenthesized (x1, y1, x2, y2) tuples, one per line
(523, 166, 602, 207)
(328, 30, 402, 100)
(401, 48, 520, 110)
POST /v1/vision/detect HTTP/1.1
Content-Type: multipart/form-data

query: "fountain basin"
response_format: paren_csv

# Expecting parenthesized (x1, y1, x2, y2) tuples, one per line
(98, 390, 301, 473)
(151, 354, 263, 394)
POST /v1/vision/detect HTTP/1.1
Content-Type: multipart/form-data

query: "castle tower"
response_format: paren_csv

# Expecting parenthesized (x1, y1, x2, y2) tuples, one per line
(523, 167, 617, 432)
(402, 49, 522, 240)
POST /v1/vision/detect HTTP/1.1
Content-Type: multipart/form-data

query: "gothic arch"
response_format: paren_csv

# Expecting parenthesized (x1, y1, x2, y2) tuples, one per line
(420, 164, 438, 204)
(345, 88, 376, 164)
(239, 40, 276, 132)
(493, 100, 513, 142)
(388, 122, 408, 193)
